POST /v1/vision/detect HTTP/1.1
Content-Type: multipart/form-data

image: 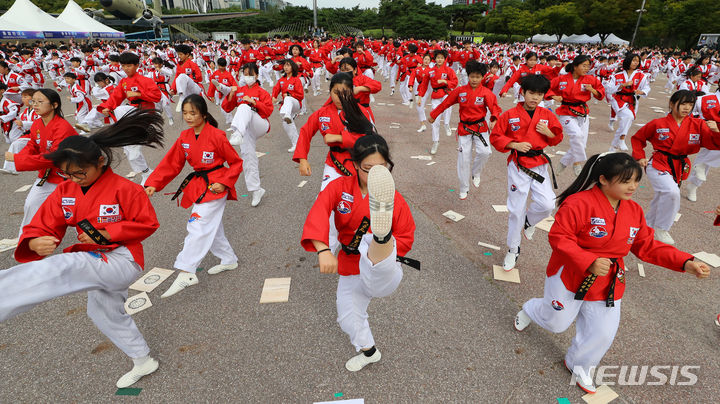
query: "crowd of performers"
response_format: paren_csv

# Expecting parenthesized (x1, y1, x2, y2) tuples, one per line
(0, 36, 719, 395)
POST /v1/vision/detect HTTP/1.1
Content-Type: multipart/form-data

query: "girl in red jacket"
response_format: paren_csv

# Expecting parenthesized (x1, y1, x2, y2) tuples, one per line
(631, 90, 720, 245)
(1, 109, 165, 388)
(272, 59, 304, 153)
(409, 53, 433, 133)
(417, 50, 458, 153)
(514, 152, 710, 394)
(429, 60, 502, 199)
(607, 54, 650, 151)
(547, 55, 606, 176)
(6, 89, 78, 237)
(301, 134, 416, 372)
(144, 95, 244, 298)
(223, 63, 274, 207)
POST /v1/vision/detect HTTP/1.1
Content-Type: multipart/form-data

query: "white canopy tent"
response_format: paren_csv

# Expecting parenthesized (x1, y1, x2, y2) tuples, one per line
(529, 33, 629, 45)
(0, 0, 88, 39)
(604, 33, 629, 46)
(57, 0, 125, 40)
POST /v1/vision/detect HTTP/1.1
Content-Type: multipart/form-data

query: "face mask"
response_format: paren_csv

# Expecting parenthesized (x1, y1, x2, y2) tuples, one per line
(244, 75, 256, 86)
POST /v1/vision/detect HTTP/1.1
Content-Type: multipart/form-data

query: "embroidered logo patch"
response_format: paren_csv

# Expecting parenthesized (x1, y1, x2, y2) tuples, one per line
(337, 200, 351, 214)
(341, 192, 354, 203)
(99, 204, 119, 216)
(510, 184, 517, 192)
(62, 206, 73, 220)
(508, 118, 521, 124)
(658, 134, 669, 141)
(474, 97, 484, 105)
(589, 225, 608, 238)
(188, 212, 201, 223)
(319, 116, 331, 122)
(551, 300, 564, 311)
(181, 143, 190, 149)
(61, 197, 75, 206)
(591, 217, 606, 225)
(689, 133, 700, 144)
(202, 151, 214, 164)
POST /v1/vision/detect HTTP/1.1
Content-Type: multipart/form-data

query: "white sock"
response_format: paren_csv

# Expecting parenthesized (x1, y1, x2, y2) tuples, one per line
(132, 355, 151, 367)
(509, 247, 519, 254)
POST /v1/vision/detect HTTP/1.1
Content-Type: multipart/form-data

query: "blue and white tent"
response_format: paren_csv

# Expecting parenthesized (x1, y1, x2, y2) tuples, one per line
(0, 0, 89, 39)
(57, 0, 125, 40)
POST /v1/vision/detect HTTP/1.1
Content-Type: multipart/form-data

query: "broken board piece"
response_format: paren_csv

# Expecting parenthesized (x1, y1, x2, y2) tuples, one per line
(477, 241, 501, 250)
(426, 161, 437, 166)
(582, 384, 618, 404)
(493, 265, 520, 283)
(674, 213, 681, 222)
(256, 151, 267, 158)
(376, 102, 386, 106)
(124, 292, 153, 315)
(442, 210, 465, 222)
(129, 267, 175, 293)
(492, 205, 509, 213)
(589, 131, 598, 135)
(260, 277, 291, 303)
(555, 151, 567, 155)
(693, 252, 720, 268)
(535, 217, 555, 232)
(588, 116, 596, 120)
(0, 238, 18, 253)
(14, 184, 32, 193)
(411, 155, 433, 160)
(638, 263, 645, 277)
(125, 171, 137, 178)
(297, 180, 308, 188)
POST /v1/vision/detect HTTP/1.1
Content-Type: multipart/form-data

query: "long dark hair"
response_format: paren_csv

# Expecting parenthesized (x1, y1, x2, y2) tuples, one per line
(181, 94, 219, 128)
(556, 152, 642, 206)
(350, 134, 394, 172)
(44, 109, 164, 168)
(281, 59, 299, 77)
(669, 89, 697, 108)
(622, 53, 639, 72)
(35, 88, 63, 118)
(338, 91, 375, 136)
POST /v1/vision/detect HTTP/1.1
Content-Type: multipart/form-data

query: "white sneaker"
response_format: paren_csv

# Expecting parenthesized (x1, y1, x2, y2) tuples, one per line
(556, 162, 567, 174)
(445, 125, 452, 137)
(686, 183, 698, 202)
(565, 360, 597, 394)
(694, 163, 708, 181)
(654, 229, 675, 244)
(126, 171, 137, 178)
(417, 124, 426, 133)
(430, 141, 439, 155)
(282, 115, 292, 124)
(207, 262, 238, 275)
(523, 218, 536, 241)
(116, 358, 159, 388)
(287, 144, 296, 153)
(161, 271, 198, 298)
(608, 121, 615, 131)
(401, 101, 410, 106)
(408, 100, 414, 109)
(390, 88, 395, 96)
(618, 142, 628, 151)
(459, 191, 468, 200)
(168, 118, 174, 126)
(345, 348, 381, 372)
(573, 164, 583, 177)
(514, 309, 531, 331)
(229, 132, 244, 146)
(74, 123, 91, 133)
(0, 168, 18, 175)
(140, 169, 153, 187)
(175, 100, 182, 113)
(503, 249, 519, 271)
(367, 165, 394, 239)
(472, 176, 481, 188)
(251, 188, 266, 207)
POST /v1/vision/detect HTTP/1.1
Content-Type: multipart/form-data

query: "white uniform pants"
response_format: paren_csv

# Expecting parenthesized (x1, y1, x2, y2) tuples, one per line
(80, 109, 107, 129)
(457, 133, 492, 193)
(74, 104, 89, 125)
(506, 161, 555, 249)
(19, 179, 58, 238)
(399, 77, 411, 104)
(311, 67, 324, 92)
(558, 115, 590, 166)
(336, 234, 403, 351)
(0, 247, 151, 359)
(645, 164, 680, 231)
(213, 82, 235, 125)
(232, 105, 270, 192)
(430, 96, 451, 142)
(259, 63, 274, 87)
(111, 105, 151, 174)
(280, 96, 301, 146)
(389, 65, 399, 88)
(416, 88, 431, 123)
(610, 101, 634, 146)
(523, 267, 621, 378)
(3, 137, 29, 172)
(174, 196, 238, 272)
(458, 66, 469, 86)
(175, 73, 203, 104)
(156, 92, 173, 121)
(7, 124, 23, 143)
(688, 148, 720, 187)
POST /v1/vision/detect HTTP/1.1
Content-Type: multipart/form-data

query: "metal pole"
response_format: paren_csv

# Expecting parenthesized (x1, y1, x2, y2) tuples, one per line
(630, 0, 647, 48)
(313, 0, 318, 30)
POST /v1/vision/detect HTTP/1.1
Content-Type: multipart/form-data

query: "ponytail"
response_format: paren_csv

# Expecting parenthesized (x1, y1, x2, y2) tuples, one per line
(44, 109, 164, 168)
(338, 90, 375, 136)
(556, 152, 642, 207)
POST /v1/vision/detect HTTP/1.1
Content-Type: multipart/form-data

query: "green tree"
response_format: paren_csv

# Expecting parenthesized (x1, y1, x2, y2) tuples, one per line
(665, 0, 720, 49)
(534, 2, 583, 43)
(446, 2, 488, 35)
(394, 13, 447, 39)
(576, 0, 635, 44)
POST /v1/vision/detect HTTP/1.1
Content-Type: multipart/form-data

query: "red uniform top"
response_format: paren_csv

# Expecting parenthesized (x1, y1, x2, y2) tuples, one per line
(258, 45, 275, 64)
(272, 75, 304, 102)
(99, 74, 162, 112)
(307, 49, 326, 67)
(398, 54, 423, 81)
(292, 101, 374, 176)
(240, 48, 261, 65)
(501, 64, 558, 95)
(1, 71, 23, 95)
(221, 83, 274, 121)
(490, 104, 564, 168)
(15, 168, 159, 269)
(171, 59, 203, 92)
(696, 92, 720, 122)
(353, 74, 382, 107)
(292, 56, 312, 78)
(548, 185, 691, 301)
(631, 114, 720, 183)
(481, 72, 499, 91)
(144, 124, 244, 209)
(454, 48, 480, 68)
(14, 115, 77, 184)
(609, 70, 648, 116)
(430, 84, 502, 135)
(300, 175, 415, 276)
(408, 65, 431, 88)
(354, 50, 375, 71)
(0, 97, 19, 134)
(417, 64, 458, 99)
(207, 70, 238, 99)
(547, 73, 606, 116)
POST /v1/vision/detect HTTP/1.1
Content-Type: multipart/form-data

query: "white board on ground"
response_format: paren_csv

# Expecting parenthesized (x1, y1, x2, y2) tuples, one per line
(492, 205, 509, 212)
(493, 265, 520, 283)
(260, 277, 291, 303)
(477, 241, 501, 250)
(14, 185, 32, 193)
(315, 399, 364, 404)
(535, 217, 555, 232)
(442, 210, 465, 222)
(129, 267, 175, 293)
(125, 292, 153, 315)
(582, 384, 619, 404)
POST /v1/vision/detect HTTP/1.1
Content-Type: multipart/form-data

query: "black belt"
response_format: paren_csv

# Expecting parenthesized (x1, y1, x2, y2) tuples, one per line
(616, 91, 637, 106)
(329, 147, 352, 176)
(360, 103, 369, 107)
(171, 165, 224, 204)
(432, 86, 448, 95)
(341, 216, 421, 270)
(37, 169, 51, 186)
(460, 119, 488, 146)
(77, 219, 111, 245)
(514, 149, 558, 189)
(561, 100, 589, 117)
(574, 259, 619, 307)
(655, 150, 688, 185)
